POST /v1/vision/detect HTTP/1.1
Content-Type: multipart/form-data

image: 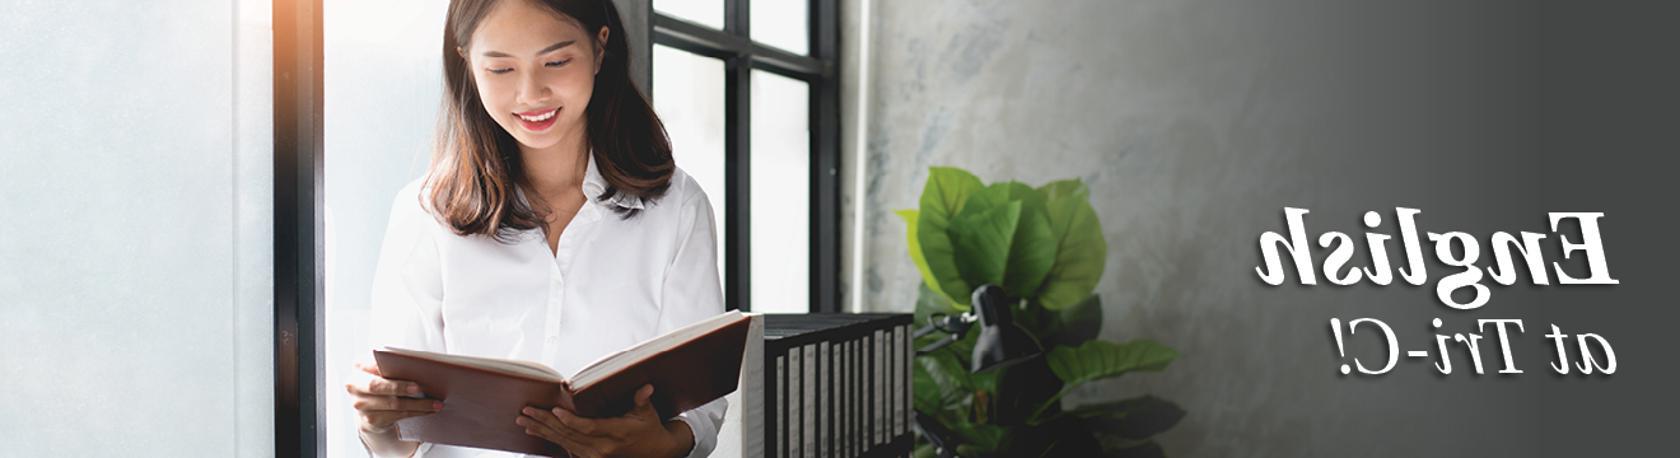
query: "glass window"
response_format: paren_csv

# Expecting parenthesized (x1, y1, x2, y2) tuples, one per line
(653, 45, 729, 281)
(654, 0, 725, 30)
(749, 70, 812, 313)
(651, 0, 835, 314)
(321, 1, 449, 456)
(652, 0, 833, 314)
(751, 0, 810, 54)
(0, 0, 273, 455)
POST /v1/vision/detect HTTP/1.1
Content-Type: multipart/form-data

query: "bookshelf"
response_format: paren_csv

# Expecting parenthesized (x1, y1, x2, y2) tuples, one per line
(741, 313, 915, 458)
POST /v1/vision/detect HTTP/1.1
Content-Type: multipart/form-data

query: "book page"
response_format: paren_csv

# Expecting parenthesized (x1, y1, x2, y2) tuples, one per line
(380, 346, 566, 383)
(570, 310, 749, 388)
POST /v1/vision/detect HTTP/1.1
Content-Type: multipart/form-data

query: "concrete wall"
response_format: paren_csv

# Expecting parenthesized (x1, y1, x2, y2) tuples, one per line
(844, 0, 1545, 455)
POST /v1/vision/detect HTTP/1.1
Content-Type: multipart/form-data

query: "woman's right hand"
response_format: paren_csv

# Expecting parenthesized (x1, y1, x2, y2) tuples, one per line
(347, 360, 444, 434)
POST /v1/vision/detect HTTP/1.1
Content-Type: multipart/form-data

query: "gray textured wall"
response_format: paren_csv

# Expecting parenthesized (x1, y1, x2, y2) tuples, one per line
(844, 0, 1548, 455)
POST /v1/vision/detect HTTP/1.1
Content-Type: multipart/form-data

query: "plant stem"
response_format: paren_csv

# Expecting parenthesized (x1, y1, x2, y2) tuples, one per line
(1025, 384, 1077, 426)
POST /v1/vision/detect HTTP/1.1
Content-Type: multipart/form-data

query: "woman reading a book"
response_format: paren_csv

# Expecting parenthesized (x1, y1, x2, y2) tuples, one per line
(347, 0, 726, 456)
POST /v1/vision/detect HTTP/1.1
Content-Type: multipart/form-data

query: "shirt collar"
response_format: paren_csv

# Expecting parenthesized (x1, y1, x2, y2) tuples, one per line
(515, 151, 643, 212)
(583, 152, 644, 210)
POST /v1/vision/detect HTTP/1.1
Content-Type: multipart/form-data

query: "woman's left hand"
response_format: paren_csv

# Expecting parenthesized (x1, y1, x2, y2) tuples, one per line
(517, 384, 695, 458)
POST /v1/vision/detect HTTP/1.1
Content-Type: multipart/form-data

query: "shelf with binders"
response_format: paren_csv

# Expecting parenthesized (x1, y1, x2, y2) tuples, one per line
(750, 313, 915, 458)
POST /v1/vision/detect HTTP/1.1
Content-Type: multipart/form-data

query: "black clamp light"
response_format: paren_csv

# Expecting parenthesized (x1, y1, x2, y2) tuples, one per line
(913, 284, 1040, 372)
(911, 284, 1044, 458)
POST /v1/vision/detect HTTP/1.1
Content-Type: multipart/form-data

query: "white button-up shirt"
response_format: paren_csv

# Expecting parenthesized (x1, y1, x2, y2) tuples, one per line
(364, 154, 727, 458)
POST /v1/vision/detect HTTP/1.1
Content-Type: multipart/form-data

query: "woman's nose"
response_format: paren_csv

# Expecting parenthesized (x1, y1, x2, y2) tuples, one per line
(517, 72, 550, 106)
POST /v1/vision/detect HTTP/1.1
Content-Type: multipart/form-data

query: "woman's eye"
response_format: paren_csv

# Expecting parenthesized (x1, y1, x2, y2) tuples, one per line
(485, 58, 568, 74)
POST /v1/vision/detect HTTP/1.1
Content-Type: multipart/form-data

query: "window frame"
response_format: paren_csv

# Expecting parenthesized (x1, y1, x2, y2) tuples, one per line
(648, 0, 842, 315)
(273, 0, 325, 455)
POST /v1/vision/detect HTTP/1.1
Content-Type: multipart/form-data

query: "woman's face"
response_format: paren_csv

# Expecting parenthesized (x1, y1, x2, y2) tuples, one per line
(463, 0, 607, 152)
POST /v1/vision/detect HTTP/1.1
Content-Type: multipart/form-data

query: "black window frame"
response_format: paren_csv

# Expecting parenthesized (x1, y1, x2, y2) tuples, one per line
(274, 0, 323, 455)
(648, 0, 842, 315)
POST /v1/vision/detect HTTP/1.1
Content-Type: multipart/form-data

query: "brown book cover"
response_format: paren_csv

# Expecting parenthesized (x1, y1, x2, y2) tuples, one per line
(372, 311, 756, 457)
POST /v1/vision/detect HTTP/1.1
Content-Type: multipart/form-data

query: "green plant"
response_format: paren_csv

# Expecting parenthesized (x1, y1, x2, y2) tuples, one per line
(902, 167, 1184, 457)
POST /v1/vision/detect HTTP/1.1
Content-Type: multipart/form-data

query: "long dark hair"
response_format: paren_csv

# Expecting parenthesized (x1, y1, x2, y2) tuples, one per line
(426, 0, 673, 241)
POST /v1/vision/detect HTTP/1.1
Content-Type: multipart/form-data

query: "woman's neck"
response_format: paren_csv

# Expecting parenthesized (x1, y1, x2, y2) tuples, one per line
(518, 132, 590, 198)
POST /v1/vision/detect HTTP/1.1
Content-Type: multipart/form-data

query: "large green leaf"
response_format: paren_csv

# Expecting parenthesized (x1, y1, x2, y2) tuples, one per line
(994, 181, 1052, 210)
(917, 348, 975, 409)
(947, 415, 1008, 453)
(1036, 179, 1107, 310)
(916, 167, 985, 307)
(1072, 395, 1187, 441)
(1104, 440, 1165, 458)
(1039, 178, 1090, 203)
(957, 179, 1009, 210)
(1038, 294, 1104, 348)
(998, 416, 1104, 457)
(984, 182, 1057, 299)
(912, 355, 948, 416)
(1031, 340, 1178, 422)
(944, 181, 1055, 300)
(1048, 339, 1178, 387)
(913, 281, 958, 326)
(948, 200, 1020, 292)
(899, 209, 944, 302)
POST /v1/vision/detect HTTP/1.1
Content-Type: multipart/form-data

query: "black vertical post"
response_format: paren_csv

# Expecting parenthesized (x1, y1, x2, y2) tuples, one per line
(811, 0, 841, 313)
(643, 0, 655, 100)
(614, 0, 654, 95)
(725, 0, 754, 312)
(274, 0, 324, 456)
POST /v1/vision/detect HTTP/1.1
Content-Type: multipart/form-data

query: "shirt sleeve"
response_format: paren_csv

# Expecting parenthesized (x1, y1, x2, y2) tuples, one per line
(363, 181, 447, 458)
(658, 186, 728, 458)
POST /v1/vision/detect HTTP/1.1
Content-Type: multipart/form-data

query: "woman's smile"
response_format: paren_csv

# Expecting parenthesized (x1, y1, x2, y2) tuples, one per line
(515, 107, 560, 132)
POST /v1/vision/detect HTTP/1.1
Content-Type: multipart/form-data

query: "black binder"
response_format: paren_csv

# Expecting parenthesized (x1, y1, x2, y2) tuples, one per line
(762, 313, 913, 458)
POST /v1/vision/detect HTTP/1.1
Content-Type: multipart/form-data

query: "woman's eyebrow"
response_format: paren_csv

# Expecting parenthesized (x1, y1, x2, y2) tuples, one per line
(480, 40, 576, 58)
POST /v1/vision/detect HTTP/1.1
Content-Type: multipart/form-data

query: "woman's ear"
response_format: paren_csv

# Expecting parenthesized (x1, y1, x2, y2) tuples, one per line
(594, 26, 610, 74)
(455, 46, 467, 60)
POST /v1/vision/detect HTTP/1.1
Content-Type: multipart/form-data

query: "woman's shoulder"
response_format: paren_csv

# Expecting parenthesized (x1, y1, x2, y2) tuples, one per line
(386, 176, 445, 231)
(645, 166, 711, 217)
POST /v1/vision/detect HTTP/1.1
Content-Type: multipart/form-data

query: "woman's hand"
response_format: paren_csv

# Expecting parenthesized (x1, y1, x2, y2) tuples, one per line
(516, 384, 696, 458)
(347, 360, 444, 434)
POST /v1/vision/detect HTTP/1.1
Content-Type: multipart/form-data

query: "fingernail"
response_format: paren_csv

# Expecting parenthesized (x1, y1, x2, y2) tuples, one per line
(407, 385, 420, 395)
(433, 401, 444, 410)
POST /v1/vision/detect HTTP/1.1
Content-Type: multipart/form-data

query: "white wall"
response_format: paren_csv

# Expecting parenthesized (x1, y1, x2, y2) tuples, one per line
(0, 0, 275, 456)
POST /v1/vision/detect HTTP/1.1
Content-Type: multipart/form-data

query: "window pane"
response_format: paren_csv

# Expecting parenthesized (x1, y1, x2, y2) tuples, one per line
(653, 45, 729, 284)
(322, 1, 448, 456)
(751, 0, 809, 55)
(0, 1, 273, 454)
(750, 70, 811, 313)
(655, 0, 725, 30)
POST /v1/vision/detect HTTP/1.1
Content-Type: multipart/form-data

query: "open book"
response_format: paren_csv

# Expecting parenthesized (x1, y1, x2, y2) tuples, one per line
(372, 310, 759, 457)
